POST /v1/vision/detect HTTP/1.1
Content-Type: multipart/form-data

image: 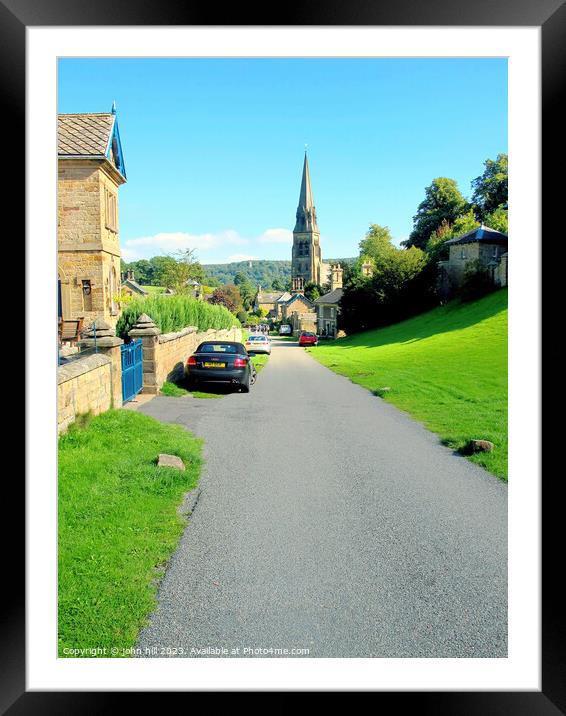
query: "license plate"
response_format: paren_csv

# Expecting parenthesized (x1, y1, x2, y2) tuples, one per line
(203, 361, 225, 368)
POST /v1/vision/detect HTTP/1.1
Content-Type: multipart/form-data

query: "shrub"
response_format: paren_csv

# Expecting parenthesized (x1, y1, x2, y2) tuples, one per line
(115, 295, 239, 339)
(459, 260, 496, 302)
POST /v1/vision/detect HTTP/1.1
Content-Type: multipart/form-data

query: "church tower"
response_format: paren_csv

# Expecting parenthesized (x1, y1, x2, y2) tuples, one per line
(292, 153, 323, 286)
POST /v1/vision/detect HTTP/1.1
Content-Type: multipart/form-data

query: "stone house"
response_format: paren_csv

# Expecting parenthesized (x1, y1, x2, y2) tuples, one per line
(57, 105, 127, 326)
(438, 224, 508, 296)
(254, 289, 285, 318)
(314, 263, 344, 337)
(121, 269, 148, 298)
(280, 293, 315, 324)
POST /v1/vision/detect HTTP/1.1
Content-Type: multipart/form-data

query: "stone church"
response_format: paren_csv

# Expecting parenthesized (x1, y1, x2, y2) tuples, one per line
(292, 153, 330, 287)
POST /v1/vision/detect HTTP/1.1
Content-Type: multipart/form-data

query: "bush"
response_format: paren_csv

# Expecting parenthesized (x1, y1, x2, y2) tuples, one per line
(115, 295, 240, 339)
(459, 260, 496, 302)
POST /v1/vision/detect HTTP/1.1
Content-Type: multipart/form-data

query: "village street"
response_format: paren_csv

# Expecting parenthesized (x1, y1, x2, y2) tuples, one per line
(136, 337, 507, 658)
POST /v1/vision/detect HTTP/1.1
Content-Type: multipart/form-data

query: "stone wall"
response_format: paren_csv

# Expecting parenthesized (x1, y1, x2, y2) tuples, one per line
(57, 353, 113, 434)
(130, 321, 243, 394)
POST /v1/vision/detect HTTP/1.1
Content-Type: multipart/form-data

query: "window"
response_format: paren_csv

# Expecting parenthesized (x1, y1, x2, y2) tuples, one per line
(460, 248, 467, 260)
(105, 189, 118, 232)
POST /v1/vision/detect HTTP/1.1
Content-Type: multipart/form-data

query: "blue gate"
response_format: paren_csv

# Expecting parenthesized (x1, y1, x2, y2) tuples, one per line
(121, 339, 143, 403)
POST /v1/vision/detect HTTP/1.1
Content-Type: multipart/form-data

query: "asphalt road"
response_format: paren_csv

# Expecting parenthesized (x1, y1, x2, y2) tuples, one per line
(136, 337, 507, 658)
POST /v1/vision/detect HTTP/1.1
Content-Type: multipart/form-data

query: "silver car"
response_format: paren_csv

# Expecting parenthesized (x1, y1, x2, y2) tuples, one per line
(244, 334, 271, 354)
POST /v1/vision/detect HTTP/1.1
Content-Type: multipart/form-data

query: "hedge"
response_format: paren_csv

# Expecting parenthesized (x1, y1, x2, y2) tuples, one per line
(115, 295, 240, 339)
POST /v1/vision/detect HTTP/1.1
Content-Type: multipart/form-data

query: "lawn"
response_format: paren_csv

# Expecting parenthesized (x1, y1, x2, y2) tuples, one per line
(141, 285, 166, 296)
(58, 410, 202, 656)
(310, 289, 508, 479)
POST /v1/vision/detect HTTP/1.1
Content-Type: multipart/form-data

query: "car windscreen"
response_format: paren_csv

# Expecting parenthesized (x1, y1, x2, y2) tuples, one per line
(248, 336, 267, 341)
(197, 343, 238, 353)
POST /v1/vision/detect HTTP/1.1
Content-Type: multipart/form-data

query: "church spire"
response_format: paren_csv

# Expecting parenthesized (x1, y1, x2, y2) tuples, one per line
(294, 152, 318, 232)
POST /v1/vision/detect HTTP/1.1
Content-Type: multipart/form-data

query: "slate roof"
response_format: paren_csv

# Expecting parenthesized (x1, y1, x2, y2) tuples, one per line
(58, 113, 115, 157)
(314, 288, 343, 305)
(123, 278, 148, 296)
(445, 225, 508, 246)
(276, 292, 293, 303)
(283, 293, 314, 308)
(257, 292, 284, 304)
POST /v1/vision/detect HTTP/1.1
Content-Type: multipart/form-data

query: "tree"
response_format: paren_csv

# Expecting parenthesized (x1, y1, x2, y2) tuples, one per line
(484, 206, 508, 234)
(406, 178, 469, 249)
(471, 153, 508, 219)
(303, 281, 323, 301)
(174, 247, 206, 284)
(271, 278, 285, 291)
(359, 224, 396, 264)
(208, 284, 242, 314)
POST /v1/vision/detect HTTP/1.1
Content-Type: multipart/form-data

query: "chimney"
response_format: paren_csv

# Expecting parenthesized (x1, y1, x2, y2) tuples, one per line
(127, 269, 134, 281)
(361, 261, 373, 278)
(330, 264, 343, 290)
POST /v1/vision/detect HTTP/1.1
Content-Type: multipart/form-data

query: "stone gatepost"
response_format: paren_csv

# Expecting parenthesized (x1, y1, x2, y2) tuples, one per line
(128, 313, 161, 394)
(78, 319, 124, 409)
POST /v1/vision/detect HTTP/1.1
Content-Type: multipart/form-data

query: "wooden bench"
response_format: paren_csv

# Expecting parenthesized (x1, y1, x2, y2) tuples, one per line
(58, 318, 84, 346)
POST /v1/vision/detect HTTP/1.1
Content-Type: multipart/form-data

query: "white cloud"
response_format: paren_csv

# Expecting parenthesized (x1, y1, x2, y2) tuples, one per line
(122, 230, 247, 260)
(257, 228, 293, 244)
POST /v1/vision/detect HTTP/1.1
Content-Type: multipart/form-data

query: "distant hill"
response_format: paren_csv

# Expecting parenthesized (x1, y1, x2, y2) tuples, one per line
(203, 258, 356, 290)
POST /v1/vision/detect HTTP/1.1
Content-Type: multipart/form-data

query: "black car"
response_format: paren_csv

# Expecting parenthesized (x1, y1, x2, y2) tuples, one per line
(185, 341, 255, 393)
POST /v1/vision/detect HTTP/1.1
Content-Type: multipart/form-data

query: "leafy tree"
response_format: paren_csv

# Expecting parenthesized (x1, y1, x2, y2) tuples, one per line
(150, 256, 178, 286)
(484, 206, 508, 234)
(271, 278, 286, 291)
(303, 281, 323, 301)
(471, 153, 508, 219)
(406, 178, 469, 249)
(359, 224, 396, 264)
(208, 284, 242, 314)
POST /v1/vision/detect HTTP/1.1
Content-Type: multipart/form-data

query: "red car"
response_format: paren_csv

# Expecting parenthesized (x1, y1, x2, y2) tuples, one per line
(298, 331, 318, 347)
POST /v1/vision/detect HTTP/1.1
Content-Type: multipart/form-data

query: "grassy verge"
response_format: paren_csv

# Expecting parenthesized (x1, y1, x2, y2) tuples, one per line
(310, 290, 508, 480)
(58, 410, 202, 656)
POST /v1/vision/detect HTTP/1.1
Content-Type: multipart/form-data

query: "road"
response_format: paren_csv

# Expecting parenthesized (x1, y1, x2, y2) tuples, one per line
(136, 337, 507, 657)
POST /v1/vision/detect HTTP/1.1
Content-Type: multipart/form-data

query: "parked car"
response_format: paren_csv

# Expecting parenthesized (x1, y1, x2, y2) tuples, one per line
(279, 324, 292, 335)
(185, 341, 255, 392)
(245, 334, 271, 354)
(298, 331, 318, 347)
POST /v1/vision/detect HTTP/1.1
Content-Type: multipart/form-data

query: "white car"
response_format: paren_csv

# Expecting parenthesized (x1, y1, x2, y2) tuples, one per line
(245, 334, 271, 354)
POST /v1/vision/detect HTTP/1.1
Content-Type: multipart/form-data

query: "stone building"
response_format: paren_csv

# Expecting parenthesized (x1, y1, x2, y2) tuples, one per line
(314, 263, 344, 337)
(292, 153, 330, 287)
(438, 224, 508, 297)
(121, 269, 148, 298)
(57, 105, 127, 326)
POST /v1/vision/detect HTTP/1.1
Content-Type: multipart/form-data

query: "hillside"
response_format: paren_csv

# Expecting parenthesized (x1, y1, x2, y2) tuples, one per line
(311, 289, 508, 479)
(202, 257, 356, 289)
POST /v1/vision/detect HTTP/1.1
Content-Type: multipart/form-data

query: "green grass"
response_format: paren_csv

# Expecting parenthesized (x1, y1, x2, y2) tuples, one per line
(58, 410, 203, 656)
(310, 289, 508, 480)
(142, 285, 166, 296)
(160, 381, 223, 399)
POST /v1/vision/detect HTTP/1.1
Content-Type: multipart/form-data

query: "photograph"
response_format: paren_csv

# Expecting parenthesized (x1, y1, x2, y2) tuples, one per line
(55, 56, 509, 660)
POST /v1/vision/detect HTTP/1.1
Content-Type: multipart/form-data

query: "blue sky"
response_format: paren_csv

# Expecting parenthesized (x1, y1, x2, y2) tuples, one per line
(58, 58, 507, 264)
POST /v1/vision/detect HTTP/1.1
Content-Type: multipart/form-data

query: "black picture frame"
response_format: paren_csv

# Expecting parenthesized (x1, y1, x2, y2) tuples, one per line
(10, 0, 561, 709)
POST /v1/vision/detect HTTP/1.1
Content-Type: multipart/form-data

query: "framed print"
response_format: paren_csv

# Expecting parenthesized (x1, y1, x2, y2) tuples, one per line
(6, 0, 562, 708)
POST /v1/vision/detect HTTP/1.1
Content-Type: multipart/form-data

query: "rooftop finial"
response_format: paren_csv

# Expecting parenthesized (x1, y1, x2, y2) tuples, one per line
(111, 100, 117, 115)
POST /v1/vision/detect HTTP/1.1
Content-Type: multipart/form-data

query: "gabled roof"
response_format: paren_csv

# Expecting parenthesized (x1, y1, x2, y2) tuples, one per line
(123, 278, 148, 296)
(283, 292, 314, 308)
(257, 292, 284, 303)
(276, 292, 292, 303)
(314, 288, 343, 305)
(58, 109, 126, 180)
(445, 224, 507, 246)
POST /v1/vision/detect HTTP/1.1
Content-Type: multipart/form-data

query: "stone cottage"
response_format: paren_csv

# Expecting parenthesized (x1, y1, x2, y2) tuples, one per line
(314, 263, 344, 337)
(57, 104, 127, 326)
(438, 224, 508, 296)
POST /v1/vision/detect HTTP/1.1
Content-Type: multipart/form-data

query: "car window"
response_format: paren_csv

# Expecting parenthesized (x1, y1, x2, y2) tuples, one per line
(198, 343, 237, 353)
